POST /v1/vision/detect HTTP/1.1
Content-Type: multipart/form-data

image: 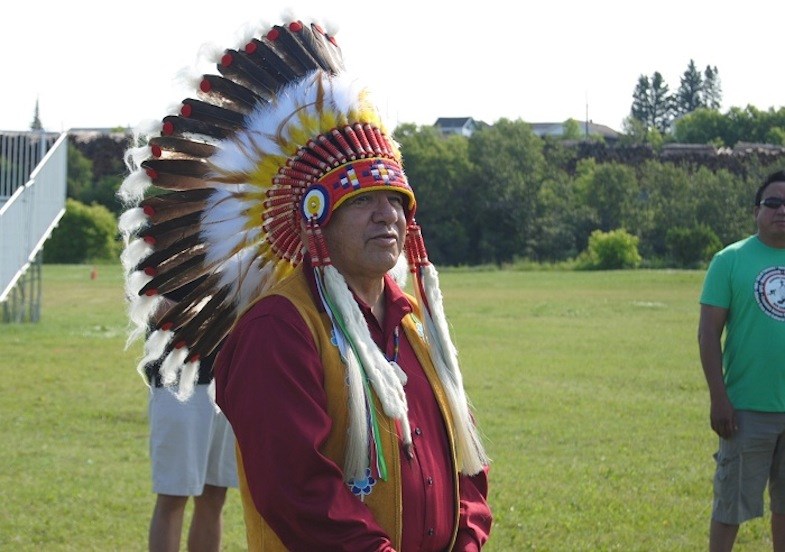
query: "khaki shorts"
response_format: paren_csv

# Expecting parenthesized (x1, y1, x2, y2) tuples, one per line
(712, 410, 785, 524)
(149, 384, 238, 496)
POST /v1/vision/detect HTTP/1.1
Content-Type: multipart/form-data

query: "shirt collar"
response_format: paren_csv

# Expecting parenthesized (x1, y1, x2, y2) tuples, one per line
(301, 257, 412, 334)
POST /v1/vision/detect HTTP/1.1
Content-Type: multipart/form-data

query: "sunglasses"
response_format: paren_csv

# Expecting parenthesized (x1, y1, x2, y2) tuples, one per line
(758, 197, 785, 209)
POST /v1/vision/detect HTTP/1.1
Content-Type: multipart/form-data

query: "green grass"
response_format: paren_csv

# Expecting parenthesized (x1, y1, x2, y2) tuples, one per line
(0, 265, 772, 550)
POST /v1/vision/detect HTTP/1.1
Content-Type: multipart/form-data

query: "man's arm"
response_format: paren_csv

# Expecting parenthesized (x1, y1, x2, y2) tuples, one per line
(452, 466, 492, 551)
(698, 303, 735, 438)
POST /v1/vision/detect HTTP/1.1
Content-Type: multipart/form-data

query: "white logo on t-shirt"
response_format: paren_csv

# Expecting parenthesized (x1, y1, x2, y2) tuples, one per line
(755, 267, 785, 321)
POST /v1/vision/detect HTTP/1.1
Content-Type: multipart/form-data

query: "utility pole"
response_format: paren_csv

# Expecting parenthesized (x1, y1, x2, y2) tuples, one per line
(584, 91, 590, 138)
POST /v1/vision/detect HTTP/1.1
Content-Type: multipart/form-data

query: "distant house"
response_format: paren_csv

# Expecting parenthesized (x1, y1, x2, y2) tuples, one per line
(433, 117, 479, 137)
(434, 117, 620, 143)
(529, 121, 621, 143)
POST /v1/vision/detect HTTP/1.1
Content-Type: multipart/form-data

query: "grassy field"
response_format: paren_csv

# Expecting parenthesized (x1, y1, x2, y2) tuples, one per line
(0, 264, 774, 550)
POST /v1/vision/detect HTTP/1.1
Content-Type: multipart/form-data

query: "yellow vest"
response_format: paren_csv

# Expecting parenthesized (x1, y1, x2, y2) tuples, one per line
(236, 267, 461, 550)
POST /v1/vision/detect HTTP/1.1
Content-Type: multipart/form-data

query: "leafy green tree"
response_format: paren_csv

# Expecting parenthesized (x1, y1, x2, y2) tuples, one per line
(69, 135, 129, 215)
(691, 167, 756, 246)
(769, 109, 785, 139)
(577, 229, 642, 270)
(765, 127, 785, 146)
(649, 72, 674, 134)
(530, 169, 595, 262)
(673, 108, 729, 145)
(621, 116, 664, 147)
(84, 175, 124, 215)
(575, 160, 639, 232)
(30, 98, 43, 130)
(44, 199, 121, 263)
(531, 140, 600, 261)
(674, 60, 703, 117)
(66, 142, 125, 215)
(395, 124, 473, 265)
(562, 118, 582, 140)
(636, 161, 695, 257)
(665, 224, 721, 267)
(725, 105, 772, 144)
(630, 72, 673, 134)
(631, 75, 652, 124)
(467, 119, 546, 264)
(67, 144, 94, 200)
(703, 65, 722, 110)
(672, 105, 785, 147)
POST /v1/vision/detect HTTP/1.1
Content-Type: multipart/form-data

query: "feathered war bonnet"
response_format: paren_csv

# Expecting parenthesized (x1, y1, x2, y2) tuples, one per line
(118, 18, 488, 484)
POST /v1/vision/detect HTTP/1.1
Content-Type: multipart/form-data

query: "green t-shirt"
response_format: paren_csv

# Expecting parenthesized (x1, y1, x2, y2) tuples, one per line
(700, 235, 785, 411)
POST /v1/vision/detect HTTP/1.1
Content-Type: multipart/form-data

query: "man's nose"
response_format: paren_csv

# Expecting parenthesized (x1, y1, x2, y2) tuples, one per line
(374, 195, 401, 221)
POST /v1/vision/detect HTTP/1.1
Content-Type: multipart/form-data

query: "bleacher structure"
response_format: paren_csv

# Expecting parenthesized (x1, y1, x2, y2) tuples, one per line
(0, 130, 68, 322)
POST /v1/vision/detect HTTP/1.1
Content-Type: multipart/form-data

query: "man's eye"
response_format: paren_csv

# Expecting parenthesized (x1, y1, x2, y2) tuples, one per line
(350, 195, 369, 205)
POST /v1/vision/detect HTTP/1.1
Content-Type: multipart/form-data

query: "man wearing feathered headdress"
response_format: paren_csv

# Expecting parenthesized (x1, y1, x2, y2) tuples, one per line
(119, 17, 491, 550)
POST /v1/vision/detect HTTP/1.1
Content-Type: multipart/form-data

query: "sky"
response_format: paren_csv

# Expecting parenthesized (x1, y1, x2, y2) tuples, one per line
(2, 0, 784, 134)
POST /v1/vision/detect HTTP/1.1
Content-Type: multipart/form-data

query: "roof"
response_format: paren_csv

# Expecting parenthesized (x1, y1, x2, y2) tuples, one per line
(434, 117, 475, 128)
(529, 121, 620, 139)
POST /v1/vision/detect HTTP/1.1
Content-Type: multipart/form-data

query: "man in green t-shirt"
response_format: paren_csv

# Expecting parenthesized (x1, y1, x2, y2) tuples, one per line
(699, 169, 785, 551)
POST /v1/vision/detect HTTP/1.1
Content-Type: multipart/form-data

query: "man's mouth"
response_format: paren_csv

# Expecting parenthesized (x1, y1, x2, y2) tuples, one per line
(370, 233, 397, 244)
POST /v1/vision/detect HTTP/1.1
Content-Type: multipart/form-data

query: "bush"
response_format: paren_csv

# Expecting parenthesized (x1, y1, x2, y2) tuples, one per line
(44, 199, 121, 263)
(665, 225, 722, 268)
(577, 229, 642, 270)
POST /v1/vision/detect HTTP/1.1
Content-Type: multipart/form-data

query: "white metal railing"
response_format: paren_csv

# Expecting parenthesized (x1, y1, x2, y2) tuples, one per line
(0, 131, 68, 303)
(0, 131, 59, 200)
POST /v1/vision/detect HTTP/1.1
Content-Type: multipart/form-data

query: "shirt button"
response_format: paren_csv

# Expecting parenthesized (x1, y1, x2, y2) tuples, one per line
(426, 476, 433, 485)
(427, 528, 435, 536)
(414, 427, 422, 436)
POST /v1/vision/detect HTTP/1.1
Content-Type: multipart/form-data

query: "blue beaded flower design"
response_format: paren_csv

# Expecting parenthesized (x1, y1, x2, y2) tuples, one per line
(347, 468, 376, 497)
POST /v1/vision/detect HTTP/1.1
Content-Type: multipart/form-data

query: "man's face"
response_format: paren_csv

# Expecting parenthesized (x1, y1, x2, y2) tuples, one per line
(756, 180, 785, 246)
(322, 190, 407, 283)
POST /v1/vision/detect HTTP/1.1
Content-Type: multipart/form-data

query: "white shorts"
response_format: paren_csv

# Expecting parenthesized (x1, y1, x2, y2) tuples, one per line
(149, 384, 238, 496)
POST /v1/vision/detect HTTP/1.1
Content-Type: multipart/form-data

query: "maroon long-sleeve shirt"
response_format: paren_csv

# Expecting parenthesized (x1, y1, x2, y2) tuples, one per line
(216, 270, 491, 550)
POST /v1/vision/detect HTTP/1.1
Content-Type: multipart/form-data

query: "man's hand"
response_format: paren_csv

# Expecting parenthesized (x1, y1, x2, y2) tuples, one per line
(710, 394, 737, 439)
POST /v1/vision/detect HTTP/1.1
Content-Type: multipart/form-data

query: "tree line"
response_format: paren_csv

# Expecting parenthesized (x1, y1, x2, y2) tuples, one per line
(628, 59, 721, 136)
(624, 60, 785, 149)
(395, 121, 780, 268)
(43, 123, 785, 267)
